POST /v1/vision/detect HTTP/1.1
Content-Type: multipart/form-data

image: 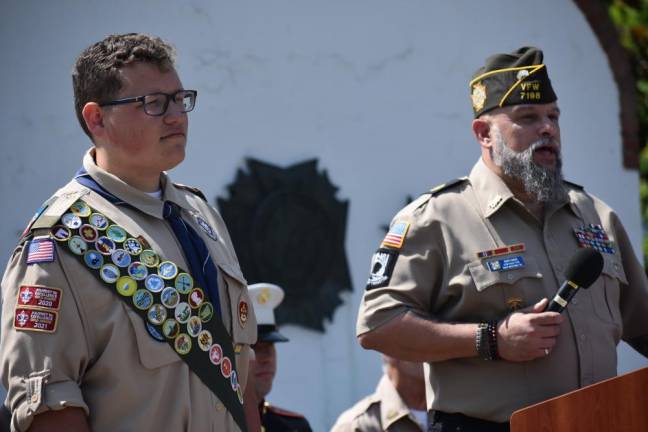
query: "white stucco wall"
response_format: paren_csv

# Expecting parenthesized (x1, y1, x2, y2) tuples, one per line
(1, 1, 646, 430)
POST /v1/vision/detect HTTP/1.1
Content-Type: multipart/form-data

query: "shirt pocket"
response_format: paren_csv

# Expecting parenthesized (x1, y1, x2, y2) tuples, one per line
(589, 253, 626, 328)
(466, 256, 543, 317)
(126, 309, 180, 369)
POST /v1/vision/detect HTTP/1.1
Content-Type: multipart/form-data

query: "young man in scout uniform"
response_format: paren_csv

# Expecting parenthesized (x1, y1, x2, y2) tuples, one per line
(357, 47, 648, 431)
(0, 33, 258, 432)
(247, 283, 312, 432)
(331, 356, 427, 432)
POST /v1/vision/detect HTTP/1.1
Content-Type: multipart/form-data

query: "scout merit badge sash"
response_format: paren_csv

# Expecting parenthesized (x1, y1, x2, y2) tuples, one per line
(50, 199, 248, 431)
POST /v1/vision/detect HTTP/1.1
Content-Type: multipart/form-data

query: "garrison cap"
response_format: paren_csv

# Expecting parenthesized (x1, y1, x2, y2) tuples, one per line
(248, 283, 289, 343)
(469, 46, 557, 118)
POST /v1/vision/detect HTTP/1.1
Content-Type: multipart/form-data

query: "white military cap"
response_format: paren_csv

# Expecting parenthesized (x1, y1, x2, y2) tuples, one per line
(248, 283, 289, 343)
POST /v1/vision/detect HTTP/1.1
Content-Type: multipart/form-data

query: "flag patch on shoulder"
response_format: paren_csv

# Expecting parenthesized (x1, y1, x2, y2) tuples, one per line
(26, 237, 56, 264)
(381, 222, 410, 249)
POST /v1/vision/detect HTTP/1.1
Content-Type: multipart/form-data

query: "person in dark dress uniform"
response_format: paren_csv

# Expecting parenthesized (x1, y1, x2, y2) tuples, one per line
(248, 283, 312, 432)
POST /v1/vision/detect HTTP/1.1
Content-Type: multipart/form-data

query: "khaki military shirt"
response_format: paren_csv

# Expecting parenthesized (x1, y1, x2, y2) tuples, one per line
(331, 375, 425, 432)
(0, 149, 257, 431)
(357, 158, 648, 422)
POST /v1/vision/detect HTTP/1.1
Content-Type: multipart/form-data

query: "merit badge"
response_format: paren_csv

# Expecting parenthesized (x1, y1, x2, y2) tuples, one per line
(199, 302, 214, 323)
(69, 200, 91, 217)
(230, 371, 238, 391)
(209, 344, 223, 365)
(14, 308, 58, 333)
(127, 262, 148, 280)
(26, 237, 55, 265)
(471, 81, 487, 112)
(162, 318, 180, 339)
(133, 289, 154, 310)
(124, 238, 143, 255)
(116, 276, 137, 296)
(486, 255, 525, 272)
(174, 273, 193, 294)
(194, 214, 218, 241)
(237, 386, 244, 405)
(174, 302, 192, 323)
(50, 225, 71, 242)
(146, 322, 165, 342)
(147, 304, 167, 325)
(366, 249, 398, 290)
(189, 288, 205, 309)
(174, 333, 192, 355)
(111, 249, 131, 268)
(573, 224, 616, 254)
(381, 222, 410, 249)
(161, 287, 180, 308)
(139, 249, 160, 268)
(68, 236, 88, 256)
(158, 261, 178, 280)
(95, 236, 116, 255)
(18, 286, 62, 310)
(144, 274, 165, 293)
(197, 330, 213, 351)
(238, 300, 248, 327)
(79, 224, 98, 242)
(221, 357, 232, 378)
(99, 264, 121, 283)
(62, 213, 82, 229)
(84, 250, 104, 269)
(477, 243, 526, 259)
(187, 316, 202, 337)
(106, 225, 127, 243)
(89, 212, 109, 230)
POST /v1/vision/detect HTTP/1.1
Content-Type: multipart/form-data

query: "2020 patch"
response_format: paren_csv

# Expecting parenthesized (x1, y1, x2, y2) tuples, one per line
(17, 285, 62, 310)
(366, 248, 399, 290)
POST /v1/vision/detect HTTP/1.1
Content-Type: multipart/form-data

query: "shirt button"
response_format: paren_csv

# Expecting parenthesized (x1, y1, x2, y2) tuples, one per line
(507, 274, 514, 281)
(30, 394, 38, 403)
(215, 402, 224, 411)
(580, 334, 586, 341)
(572, 298, 578, 305)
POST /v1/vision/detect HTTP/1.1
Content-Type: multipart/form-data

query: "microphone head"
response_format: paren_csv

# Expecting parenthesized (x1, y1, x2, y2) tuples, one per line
(565, 248, 604, 289)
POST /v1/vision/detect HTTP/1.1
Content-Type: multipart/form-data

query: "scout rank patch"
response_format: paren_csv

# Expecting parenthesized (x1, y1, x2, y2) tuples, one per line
(476, 243, 527, 272)
(573, 224, 616, 254)
(13, 285, 62, 333)
(48, 200, 244, 404)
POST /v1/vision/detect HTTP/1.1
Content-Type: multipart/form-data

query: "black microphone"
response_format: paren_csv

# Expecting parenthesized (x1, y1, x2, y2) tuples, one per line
(545, 248, 604, 313)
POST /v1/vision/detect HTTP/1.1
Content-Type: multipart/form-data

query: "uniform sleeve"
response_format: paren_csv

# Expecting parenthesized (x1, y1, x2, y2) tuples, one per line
(1, 238, 91, 431)
(612, 213, 648, 342)
(356, 201, 446, 336)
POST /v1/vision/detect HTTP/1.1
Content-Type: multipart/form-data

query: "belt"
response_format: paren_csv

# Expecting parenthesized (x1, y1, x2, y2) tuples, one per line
(430, 411, 510, 432)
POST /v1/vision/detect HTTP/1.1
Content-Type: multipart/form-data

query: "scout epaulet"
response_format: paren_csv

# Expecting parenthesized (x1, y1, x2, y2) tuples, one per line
(265, 404, 306, 419)
(425, 177, 469, 196)
(173, 183, 207, 202)
(22, 190, 89, 238)
(563, 180, 584, 190)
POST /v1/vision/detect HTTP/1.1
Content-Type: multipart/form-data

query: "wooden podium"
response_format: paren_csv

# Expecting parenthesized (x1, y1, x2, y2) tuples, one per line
(510, 367, 648, 431)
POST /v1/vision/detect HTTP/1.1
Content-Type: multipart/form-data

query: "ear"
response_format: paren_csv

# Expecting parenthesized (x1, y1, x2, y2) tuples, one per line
(81, 102, 106, 139)
(472, 117, 492, 150)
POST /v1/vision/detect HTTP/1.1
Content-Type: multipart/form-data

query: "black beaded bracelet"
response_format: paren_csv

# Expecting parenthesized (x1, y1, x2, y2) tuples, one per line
(486, 320, 499, 360)
(476, 321, 499, 360)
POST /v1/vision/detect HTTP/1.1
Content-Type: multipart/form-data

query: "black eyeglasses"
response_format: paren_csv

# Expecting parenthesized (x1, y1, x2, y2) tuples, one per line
(99, 89, 198, 116)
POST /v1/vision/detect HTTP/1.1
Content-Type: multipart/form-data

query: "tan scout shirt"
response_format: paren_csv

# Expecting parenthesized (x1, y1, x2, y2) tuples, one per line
(357, 158, 648, 423)
(0, 149, 257, 432)
(331, 375, 425, 432)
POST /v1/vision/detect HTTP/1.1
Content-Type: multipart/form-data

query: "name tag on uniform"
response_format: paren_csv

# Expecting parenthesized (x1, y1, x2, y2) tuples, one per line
(486, 255, 525, 272)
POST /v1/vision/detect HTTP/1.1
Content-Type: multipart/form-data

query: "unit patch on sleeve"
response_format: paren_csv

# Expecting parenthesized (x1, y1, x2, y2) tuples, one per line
(366, 248, 399, 290)
(381, 222, 410, 249)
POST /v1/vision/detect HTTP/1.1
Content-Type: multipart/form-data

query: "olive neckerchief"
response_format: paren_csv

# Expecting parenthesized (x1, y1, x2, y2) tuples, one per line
(50, 199, 247, 431)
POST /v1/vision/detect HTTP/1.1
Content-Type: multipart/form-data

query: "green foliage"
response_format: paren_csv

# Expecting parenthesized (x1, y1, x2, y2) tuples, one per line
(607, 0, 648, 267)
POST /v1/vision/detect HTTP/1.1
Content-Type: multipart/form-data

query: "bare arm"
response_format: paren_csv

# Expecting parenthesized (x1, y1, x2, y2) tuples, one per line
(359, 298, 563, 362)
(28, 407, 90, 432)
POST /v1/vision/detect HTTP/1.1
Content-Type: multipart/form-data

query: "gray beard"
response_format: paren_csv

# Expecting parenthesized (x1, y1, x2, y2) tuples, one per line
(491, 128, 567, 203)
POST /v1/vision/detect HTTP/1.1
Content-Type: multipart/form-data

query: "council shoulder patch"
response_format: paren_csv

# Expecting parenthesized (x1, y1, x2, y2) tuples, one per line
(366, 248, 399, 290)
(381, 222, 410, 249)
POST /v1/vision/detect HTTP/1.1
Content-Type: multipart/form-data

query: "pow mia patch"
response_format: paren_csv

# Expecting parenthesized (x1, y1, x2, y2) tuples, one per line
(366, 248, 399, 290)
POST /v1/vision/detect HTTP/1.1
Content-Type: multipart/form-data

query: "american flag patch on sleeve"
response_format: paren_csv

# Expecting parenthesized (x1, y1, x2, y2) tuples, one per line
(381, 221, 411, 249)
(26, 237, 56, 264)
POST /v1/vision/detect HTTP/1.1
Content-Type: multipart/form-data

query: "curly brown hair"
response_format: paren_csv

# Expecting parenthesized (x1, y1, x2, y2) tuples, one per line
(72, 33, 176, 139)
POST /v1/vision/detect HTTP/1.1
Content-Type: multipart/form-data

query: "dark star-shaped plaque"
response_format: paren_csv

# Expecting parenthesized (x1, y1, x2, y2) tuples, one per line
(217, 158, 352, 331)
